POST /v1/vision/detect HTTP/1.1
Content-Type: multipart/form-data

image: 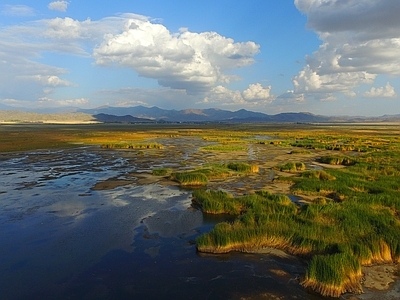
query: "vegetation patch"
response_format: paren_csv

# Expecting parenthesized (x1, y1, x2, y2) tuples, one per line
(200, 144, 247, 152)
(318, 155, 356, 166)
(152, 168, 171, 176)
(275, 162, 306, 173)
(101, 142, 163, 149)
(170, 172, 208, 186)
(226, 162, 259, 173)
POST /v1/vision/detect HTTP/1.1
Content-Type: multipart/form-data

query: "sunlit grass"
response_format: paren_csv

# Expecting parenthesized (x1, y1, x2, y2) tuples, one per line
(200, 144, 247, 152)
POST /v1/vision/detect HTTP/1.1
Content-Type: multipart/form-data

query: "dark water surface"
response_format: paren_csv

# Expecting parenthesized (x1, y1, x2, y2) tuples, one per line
(0, 146, 396, 299)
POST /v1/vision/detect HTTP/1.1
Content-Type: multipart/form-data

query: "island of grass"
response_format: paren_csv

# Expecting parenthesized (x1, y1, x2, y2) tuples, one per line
(193, 152, 400, 298)
(170, 162, 258, 186)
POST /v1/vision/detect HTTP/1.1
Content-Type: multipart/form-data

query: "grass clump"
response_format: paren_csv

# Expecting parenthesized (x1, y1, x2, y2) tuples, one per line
(318, 155, 356, 166)
(170, 172, 208, 186)
(195, 181, 400, 297)
(101, 142, 164, 149)
(275, 162, 306, 173)
(152, 168, 171, 176)
(201, 144, 247, 152)
(226, 162, 258, 173)
(301, 170, 336, 181)
(302, 253, 362, 297)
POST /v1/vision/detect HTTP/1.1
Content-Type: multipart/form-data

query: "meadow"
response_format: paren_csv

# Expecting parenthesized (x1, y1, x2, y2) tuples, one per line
(1, 122, 400, 298)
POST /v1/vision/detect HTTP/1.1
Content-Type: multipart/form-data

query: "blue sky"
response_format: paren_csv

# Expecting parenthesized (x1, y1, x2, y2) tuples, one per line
(0, 0, 399, 116)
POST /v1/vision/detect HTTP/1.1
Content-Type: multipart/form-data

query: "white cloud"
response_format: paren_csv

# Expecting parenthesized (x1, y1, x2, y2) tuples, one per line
(200, 83, 275, 109)
(242, 83, 273, 102)
(93, 15, 259, 94)
(293, 0, 400, 99)
(26, 75, 72, 87)
(293, 65, 375, 94)
(57, 98, 89, 106)
(48, 1, 69, 12)
(1, 5, 35, 16)
(0, 13, 261, 108)
(363, 82, 397, 98)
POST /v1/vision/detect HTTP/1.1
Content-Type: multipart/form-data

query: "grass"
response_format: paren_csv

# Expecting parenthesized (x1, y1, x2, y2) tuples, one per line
(275, 162, 306, 173)
(170, 172, 209, 186)
(152, 167, 171, 176)
(226, 162, 259, 173)
(101, 142, 163, 149)
(170, 162, 259, 186)
(194, 129, 400, 297)
(200, 144, 247, 152)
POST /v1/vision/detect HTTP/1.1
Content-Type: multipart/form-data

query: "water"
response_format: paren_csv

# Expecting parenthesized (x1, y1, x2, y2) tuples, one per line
(0, 146, 393, 299)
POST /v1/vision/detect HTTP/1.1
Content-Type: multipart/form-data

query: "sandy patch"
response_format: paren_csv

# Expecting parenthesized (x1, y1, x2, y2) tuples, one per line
(362, 264, 399, 291)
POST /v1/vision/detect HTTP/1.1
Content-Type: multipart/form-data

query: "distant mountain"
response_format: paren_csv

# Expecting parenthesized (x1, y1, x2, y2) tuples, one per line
(1, 105, 399, 124)
(93, 113, 154, 123)
(80, 106, 330, 123)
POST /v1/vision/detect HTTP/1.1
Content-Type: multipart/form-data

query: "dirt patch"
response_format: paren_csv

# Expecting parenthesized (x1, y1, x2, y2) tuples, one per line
(362, 264, 399, 291)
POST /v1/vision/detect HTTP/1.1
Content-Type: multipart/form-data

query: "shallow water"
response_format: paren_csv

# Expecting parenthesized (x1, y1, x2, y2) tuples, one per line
(0, 143, 397, 299)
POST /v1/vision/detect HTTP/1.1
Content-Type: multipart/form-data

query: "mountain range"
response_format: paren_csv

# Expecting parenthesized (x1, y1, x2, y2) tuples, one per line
(79, 106, 400, 123)
(0, 105, 400, 123)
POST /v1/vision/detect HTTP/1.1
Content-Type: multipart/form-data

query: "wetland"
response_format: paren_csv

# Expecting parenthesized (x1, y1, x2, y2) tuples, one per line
(1, 123, 400, 299)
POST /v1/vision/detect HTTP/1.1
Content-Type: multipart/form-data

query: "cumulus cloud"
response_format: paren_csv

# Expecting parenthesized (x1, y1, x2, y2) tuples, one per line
(200, 83, 274, 109)
(363, 82, 397, 98)
(1, 5, 35, 16)
(48, 1, 69, 12)
(242, 83, 273, 102)
(93, 15, 259, 94)
(293, 0, 400, 99)
(1, 12, 261, 108)
(24, 75, 72, 87)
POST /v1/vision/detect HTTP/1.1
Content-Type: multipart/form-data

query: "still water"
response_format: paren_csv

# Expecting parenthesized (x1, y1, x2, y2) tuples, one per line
(0, 146, 392, 299)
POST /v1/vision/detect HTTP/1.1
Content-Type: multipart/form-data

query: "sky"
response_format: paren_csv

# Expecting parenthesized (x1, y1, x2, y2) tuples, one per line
(0, 0, 399, 116)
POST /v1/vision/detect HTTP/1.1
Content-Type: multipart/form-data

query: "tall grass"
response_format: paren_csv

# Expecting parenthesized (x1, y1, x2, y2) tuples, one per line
(170, 172, 208, 186)
(226, 162, 259, 173)
(101, 142, 163, 149)
(275, 162, 306, 172)
(152, 168, 171, 176)
(200, 144, 247, 152)
(195, 186, 400, 296)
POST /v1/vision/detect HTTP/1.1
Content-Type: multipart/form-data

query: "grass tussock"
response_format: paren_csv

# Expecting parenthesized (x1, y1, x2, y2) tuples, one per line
(319, 156, 356, 166)
(226, 162, 259, 173)
(101, 142, 163, 149)
(275, 162, 306, 173)
(152, 167, 171, 176)
(200, 144, 247, 152)
(170, 172, 208, 186)
(195, 166, 400, 298)
(301, 170, 336, 181)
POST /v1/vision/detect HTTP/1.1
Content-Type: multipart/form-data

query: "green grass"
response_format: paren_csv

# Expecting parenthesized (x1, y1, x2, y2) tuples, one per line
(275, 162, 306, 172)
(101, 142, 163, 149)
(226, 162, 258, 173)
(170, 172, 208, 186)
(194, 144, 400, 297)
(152, 167, 171, 176)
(200, 144, 247, 152)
